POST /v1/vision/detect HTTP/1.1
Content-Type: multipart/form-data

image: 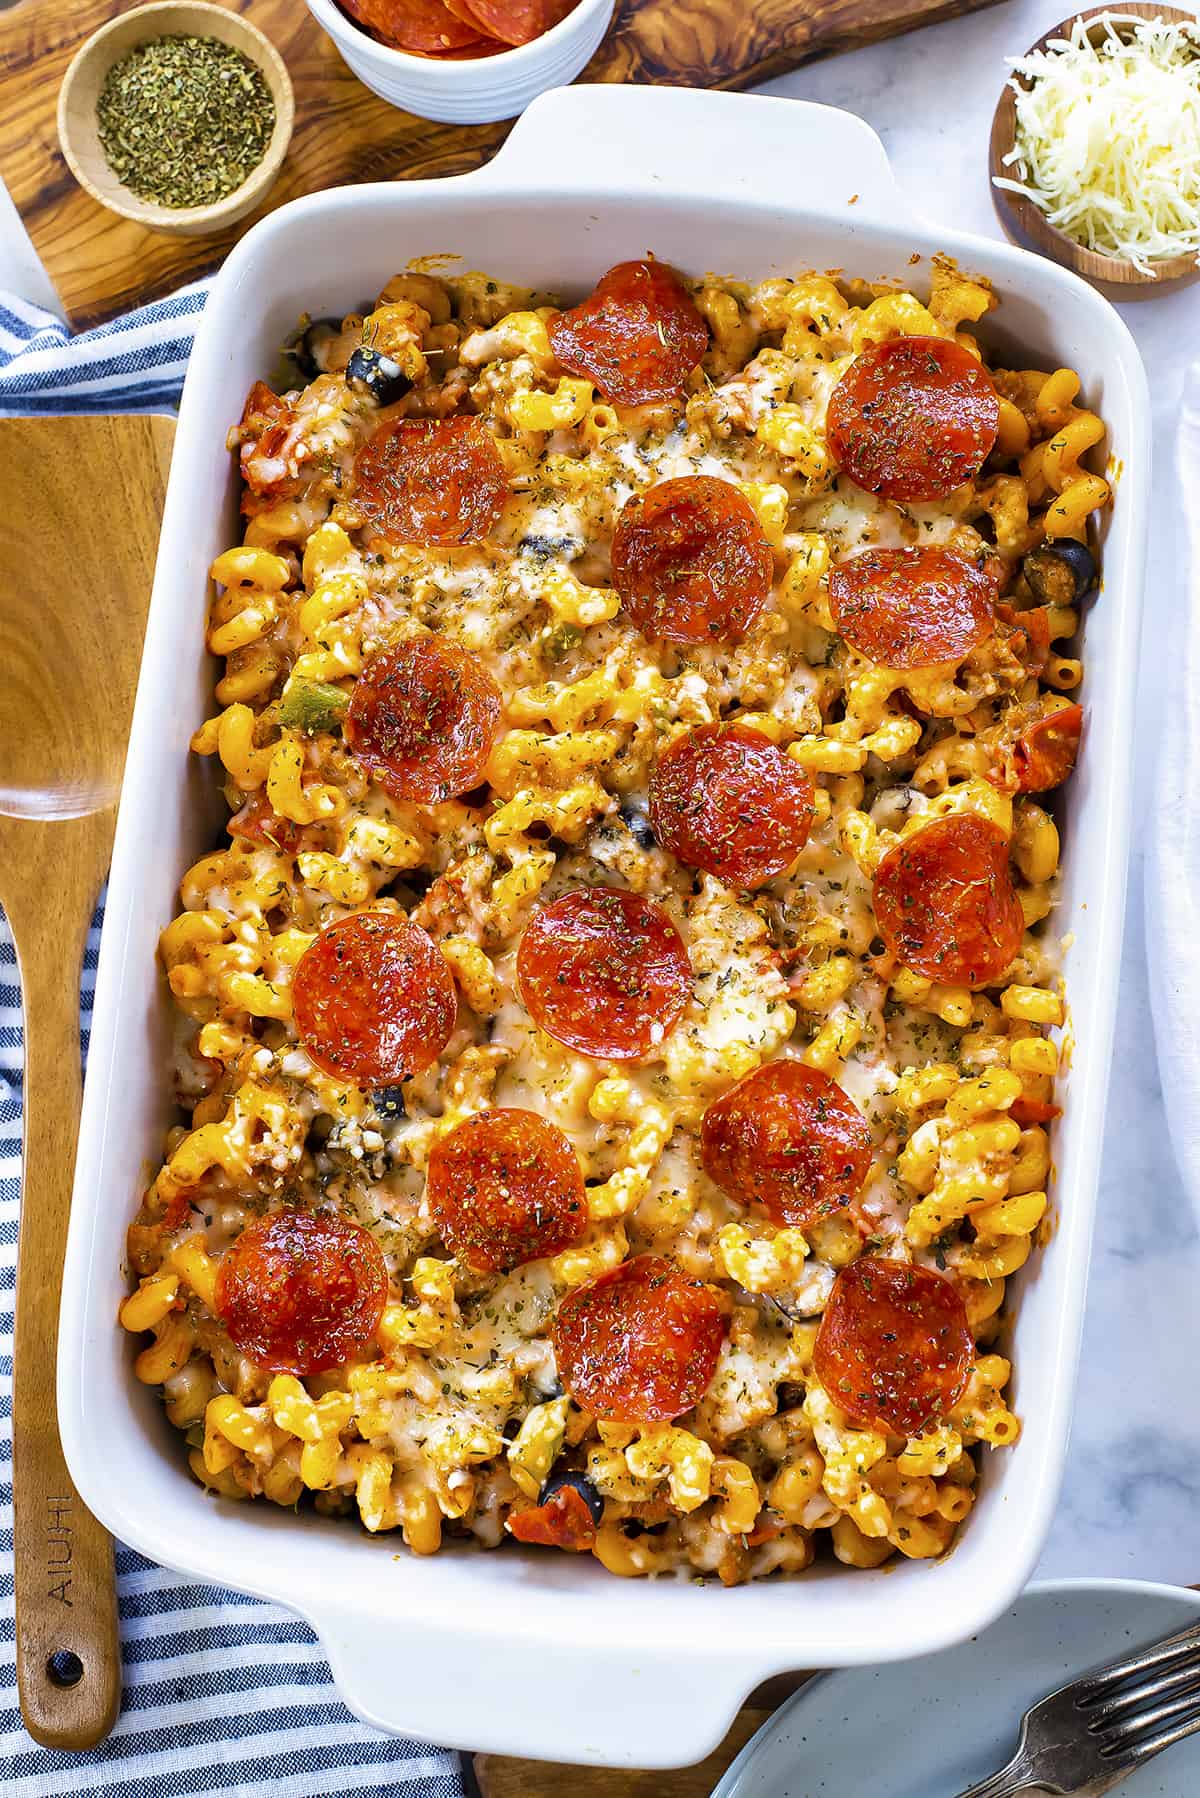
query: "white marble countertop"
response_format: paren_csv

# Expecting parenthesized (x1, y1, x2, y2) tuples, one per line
(1, 0, 1196, 1588)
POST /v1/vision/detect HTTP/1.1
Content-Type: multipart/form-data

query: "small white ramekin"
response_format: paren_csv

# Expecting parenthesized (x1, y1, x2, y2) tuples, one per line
(305, 0, 615, 123)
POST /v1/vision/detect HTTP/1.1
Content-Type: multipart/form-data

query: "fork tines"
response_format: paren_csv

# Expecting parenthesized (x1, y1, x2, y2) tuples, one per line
(1075, 1622, 1200, 1760)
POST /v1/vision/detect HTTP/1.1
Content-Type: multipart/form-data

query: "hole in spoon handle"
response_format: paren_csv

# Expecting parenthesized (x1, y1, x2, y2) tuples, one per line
(47, 1649, 86, 1688)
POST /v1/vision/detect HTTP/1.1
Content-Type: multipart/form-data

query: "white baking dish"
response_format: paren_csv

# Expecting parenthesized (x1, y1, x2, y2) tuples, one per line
(59, 85, 1150, 1769)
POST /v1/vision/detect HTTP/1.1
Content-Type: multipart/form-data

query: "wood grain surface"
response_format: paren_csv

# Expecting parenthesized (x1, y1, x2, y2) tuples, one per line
(1, 415, 175, 1747)
(471, 1676, 811, 1795)
(0, 0, 1007, 328)
(472, 1706, 772, 1798)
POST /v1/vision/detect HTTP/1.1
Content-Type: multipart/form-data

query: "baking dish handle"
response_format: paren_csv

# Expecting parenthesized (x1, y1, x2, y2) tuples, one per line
(489, 84, 910, 225)
(311, 1596, 755, 1767)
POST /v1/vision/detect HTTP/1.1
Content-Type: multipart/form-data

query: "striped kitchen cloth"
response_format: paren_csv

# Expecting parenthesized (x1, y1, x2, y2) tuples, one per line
(0, 283, 209, 413)
(0, 904, 465, 1795)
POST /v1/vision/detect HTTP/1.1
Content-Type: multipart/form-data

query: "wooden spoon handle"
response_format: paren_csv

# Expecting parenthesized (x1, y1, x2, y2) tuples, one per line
(11, 819, 121, 1749)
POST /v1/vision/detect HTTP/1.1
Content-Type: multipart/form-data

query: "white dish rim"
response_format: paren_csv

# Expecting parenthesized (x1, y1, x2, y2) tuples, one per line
(57, 85, 1152, 1767)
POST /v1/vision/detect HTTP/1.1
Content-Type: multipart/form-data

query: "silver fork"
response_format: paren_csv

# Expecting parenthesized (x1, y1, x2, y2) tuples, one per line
(955, 1621, 1200, 1796)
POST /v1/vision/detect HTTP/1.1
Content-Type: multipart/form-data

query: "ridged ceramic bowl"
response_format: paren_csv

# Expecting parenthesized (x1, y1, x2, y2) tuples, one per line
(306, 0, 614, 123)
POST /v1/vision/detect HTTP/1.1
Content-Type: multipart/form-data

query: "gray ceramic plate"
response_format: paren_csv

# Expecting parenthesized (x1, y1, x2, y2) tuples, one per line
(714, 1580, 1200, 1798)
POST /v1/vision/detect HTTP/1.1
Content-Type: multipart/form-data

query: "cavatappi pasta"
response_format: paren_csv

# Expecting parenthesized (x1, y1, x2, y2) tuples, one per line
(121, 254, 1104, 1583)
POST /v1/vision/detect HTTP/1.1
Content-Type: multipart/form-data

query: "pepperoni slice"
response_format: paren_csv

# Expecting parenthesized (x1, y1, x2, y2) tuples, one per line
(1012, 703, 1083, 792)
(813, 1258, 973, 1436)
(214, 1209, 388, 1375)
(352, 416, 507, 548)
(701, 1060, 873, 1229)
(873, 814, 1024, 989)
(649, 723, 815, 888)
(425, 1108, 587, 1272)
(829, 547, 1001, 669)
(345, 636, 502, 805)
(548, 259, 709, 408)
(611, 476, 774, 645)
(461, 0, 573, 43)
(340, 0, 483, 51)
(293, 912, 456, 1084)
(517, 886, 692, 1061)
(827, 337, 1000, 503)
(507, 1485, 597, 1551)
(423, 34, 510, 54)
(552, 1255, 728, 1423)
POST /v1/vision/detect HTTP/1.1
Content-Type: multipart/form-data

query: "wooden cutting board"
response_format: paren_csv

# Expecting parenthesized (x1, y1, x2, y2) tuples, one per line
(0, 0, 1005, 330)
(470, 1676, 809, 1793)
(471, 1706, 772, 1797)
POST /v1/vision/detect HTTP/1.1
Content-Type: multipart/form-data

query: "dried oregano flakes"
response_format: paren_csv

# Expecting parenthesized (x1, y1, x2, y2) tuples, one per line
(96, 34, 275, 210)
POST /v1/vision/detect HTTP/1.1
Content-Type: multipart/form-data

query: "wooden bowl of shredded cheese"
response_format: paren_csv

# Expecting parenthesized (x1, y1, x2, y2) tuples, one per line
(990, 4, 1200, 288)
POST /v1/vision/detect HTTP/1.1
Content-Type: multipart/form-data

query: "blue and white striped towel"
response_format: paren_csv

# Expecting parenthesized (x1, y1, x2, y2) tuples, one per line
(0, 289, 466, 1791)
(0, 282, 209, 413)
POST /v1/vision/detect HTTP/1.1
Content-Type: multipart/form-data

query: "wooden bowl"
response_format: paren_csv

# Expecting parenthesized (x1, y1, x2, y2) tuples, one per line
(989, 3, 1200, 291)
(57, 1, 294, 239)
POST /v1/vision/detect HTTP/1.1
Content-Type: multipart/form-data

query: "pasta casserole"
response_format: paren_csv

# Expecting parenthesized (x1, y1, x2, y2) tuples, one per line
(119, 251, 1106, 1582)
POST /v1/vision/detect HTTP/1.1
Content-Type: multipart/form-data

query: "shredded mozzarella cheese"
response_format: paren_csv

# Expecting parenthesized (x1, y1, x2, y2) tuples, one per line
(994, 12, 1200, 274)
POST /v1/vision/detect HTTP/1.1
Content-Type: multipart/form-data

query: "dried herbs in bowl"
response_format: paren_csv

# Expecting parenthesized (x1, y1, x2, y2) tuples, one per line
(96, 34, 275, 209)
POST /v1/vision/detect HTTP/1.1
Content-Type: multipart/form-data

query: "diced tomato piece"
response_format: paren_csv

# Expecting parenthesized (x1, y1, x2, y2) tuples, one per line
(1012, 703, 1083, 792)
(1009, 1097, 1061, 1127)
(996, 602, 1053, 676)
(237, 381, 303, 500)
(228, 791, 304, 855)
(507, 1484, 597, 1551)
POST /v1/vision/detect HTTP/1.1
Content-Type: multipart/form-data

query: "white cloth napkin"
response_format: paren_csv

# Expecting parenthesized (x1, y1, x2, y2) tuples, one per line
(1146, 366, 1200, 1210)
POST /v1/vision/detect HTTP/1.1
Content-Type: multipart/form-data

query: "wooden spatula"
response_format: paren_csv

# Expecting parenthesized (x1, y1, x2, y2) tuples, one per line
(0, 414, 175, 1748)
